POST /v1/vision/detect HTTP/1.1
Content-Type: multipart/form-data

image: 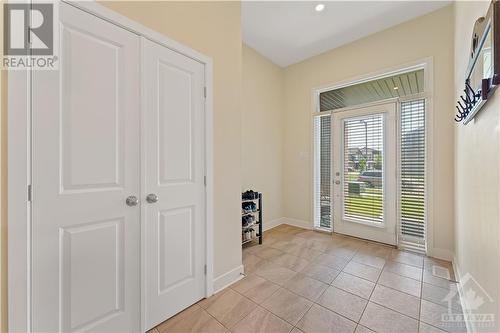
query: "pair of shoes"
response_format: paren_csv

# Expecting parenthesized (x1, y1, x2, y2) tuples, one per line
(242, 190, 259, 200)
(242, 202, 257, 213)
(242, 215, 255, 227)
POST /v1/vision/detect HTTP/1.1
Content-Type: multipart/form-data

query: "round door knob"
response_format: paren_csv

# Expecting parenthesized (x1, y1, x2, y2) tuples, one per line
(146, 193, 159, 203)
(335, 180, 341, 185)
(126, 195, 139, 206)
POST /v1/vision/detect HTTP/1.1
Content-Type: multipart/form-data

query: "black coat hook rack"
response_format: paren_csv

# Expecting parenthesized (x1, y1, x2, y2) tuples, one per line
(455, 0, 500, 124)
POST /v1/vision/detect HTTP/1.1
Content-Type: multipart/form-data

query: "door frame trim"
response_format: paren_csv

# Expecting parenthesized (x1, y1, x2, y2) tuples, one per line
(7, 2, 215, 332)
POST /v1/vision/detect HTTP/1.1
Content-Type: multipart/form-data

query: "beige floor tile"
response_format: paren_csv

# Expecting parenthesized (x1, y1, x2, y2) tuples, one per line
(354, 325, 375, 333)
(318, 286, 368, 322)
(351, 253, 386, 269)
(156, 305, 228, 333)
(255, 262, 298, 286)
(291, 328, 304, 333)
(279, 242, 301, 254)
(232, 275, 267, 294)
(271, 253, 310, 272)
(356, 243, 392, 258)
(422, 283, 462, 311)
(420, 299, 467, 333)
(308, 239, 331, 252)
(370, 284, 420, 319)
(262, 288, 312, 325)
(269, 240, 294, 252)
(264, 232, 290, 242)
(296, 304, 356, 333)
(243, 254, 266, 274)
(332, 272, 375, 299)
(300, 262, 340, 284)
(360, 302, 418, 333)
(377, 270, 421, 297)
(419, 321, 448, 333)
(343, 261, 381, 282)
(325, 246, 357, 260)
(389, 249, 424, 268)
(288, 236, 308, 246)
(241, 278, 281, 304)
(254, 246, 285, 260)
(204, 289, 257, 329)
(198, 290, 225, 309)
(286, 245, 323, 261)
(287, 227, 308, 236)
(384, 261, 423, 281)
(296, 230, 331, 240)
(243, 243, 263, 255)
(231, 306, 293, 333)
(314, 253, 349, 270)
(284, 273, 329, 301)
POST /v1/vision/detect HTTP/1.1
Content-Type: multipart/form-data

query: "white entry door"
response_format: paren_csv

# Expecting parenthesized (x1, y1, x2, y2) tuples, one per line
(332, 103, 397, 245)
(142, 39, 207, 330)
(32, 3, 140, 332)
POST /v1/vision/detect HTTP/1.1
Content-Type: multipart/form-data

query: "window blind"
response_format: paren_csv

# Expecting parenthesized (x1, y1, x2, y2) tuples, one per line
(343, 114, 384, 224)
(313, 115, 332, 230)
(399, 99, 426, 251)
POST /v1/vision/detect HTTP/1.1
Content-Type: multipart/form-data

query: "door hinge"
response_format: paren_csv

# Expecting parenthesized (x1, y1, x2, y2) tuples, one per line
(27, 185, 32, 202)
(204, 264, 207, 275)
(204, 175, 207, 187)
(204, 87, 207, 98)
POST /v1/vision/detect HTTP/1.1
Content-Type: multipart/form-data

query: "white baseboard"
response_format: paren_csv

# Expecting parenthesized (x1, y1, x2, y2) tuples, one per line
(213, 265, 244, 294)
(281, 217, 313, 230)
(428, 247, 454, 261)
(452, 256, 474, 333)
(263, 217, 285, 231)
(262, 217, 313, 232)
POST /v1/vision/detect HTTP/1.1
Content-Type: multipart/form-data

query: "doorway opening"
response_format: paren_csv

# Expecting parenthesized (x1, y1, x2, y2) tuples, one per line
(313, 66, 428, 253)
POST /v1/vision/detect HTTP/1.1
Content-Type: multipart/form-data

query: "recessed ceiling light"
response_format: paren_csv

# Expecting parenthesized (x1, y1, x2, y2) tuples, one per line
(393, 86, 399, 90)
(315, 4, 325, 12)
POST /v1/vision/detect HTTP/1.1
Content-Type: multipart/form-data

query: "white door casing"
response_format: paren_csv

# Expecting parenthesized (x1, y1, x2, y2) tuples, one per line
(332, 103, 397, 245)
(32, 3, 141, 332)
(141, 39, 207, 330)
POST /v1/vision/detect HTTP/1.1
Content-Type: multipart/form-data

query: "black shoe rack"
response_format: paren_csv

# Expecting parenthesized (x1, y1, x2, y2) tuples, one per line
(241, 191, 263, 245)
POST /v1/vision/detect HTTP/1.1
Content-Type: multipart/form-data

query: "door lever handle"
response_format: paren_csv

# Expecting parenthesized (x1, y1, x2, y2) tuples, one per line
(146, 193, 159, 204)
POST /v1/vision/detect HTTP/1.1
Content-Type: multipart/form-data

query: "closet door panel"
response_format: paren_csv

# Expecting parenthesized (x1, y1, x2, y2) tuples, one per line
(142, 38, 206, 330)
(32, 3, 141, 332)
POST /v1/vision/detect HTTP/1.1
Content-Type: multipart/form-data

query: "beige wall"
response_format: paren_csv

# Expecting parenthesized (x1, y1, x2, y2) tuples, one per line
(454, 2, 500, 331)
(101, 1, 243, 278)
(282, 6, 456, 258)
(242, 45, 284, 224)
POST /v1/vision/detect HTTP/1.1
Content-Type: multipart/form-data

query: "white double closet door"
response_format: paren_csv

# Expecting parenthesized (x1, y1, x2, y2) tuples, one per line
(32, 3, 206, 332)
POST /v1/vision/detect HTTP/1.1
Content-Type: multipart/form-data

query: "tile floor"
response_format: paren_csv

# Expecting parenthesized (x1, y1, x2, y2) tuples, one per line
(149, 225, 466, 333)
